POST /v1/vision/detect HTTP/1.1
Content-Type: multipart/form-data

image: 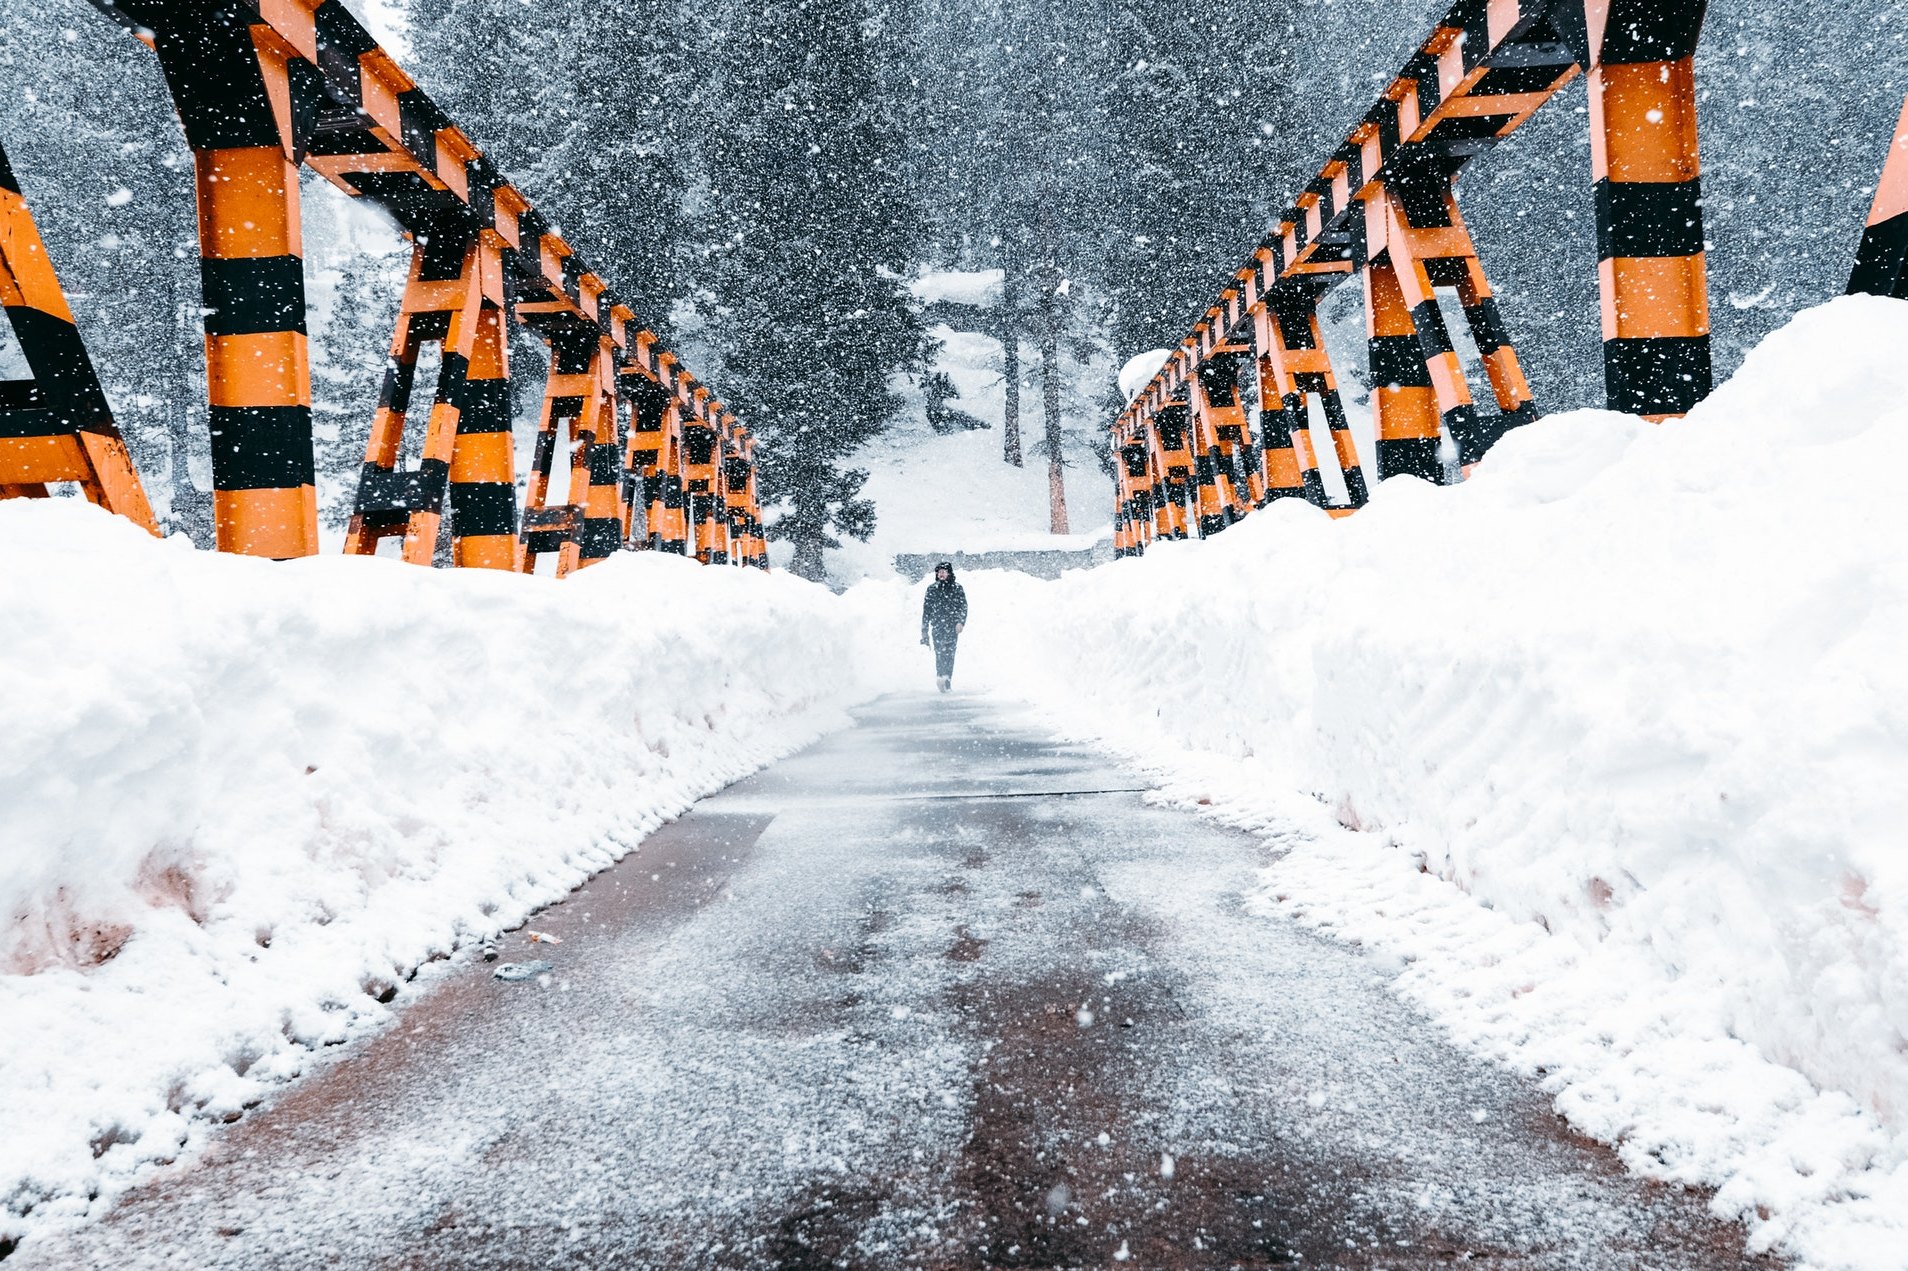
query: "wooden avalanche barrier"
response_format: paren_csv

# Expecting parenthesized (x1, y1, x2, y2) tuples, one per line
(1114, 0, 1714, 558)
(0, 0, 765, 571)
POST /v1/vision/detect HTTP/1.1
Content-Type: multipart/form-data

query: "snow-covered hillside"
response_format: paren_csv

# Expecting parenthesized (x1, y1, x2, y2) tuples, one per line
(950, 294, 1908, 1269)
(808, 270, 1115, 582)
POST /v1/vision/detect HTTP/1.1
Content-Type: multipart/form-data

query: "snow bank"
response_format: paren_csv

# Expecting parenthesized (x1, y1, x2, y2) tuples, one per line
(1117, 348, 1171, 402)
(908, 268, 1003, 308)
(959, 294, 1908, 1268)
(0, 505, 910, 1248)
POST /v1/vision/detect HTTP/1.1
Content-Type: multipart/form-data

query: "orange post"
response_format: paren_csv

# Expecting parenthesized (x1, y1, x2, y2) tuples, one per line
(1362, 255, 1445, 483)
(1849, 94, 1908, 297)
(1585, 4, 1711, 419)
(448, 255, 519, 570)
(1368, 176, 1537, 470)
(148, 12, 324, 558)
(345, 232, 514, 567)
(1253, 295, 1366, 511)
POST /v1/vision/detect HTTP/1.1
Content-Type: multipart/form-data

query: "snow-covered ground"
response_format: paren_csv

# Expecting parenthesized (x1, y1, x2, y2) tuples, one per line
(9, 281, 1908, 1269)
(0, 505, 914, 1249)
(950, 294, 1908, 1269)
(807, 270, 1115, 582)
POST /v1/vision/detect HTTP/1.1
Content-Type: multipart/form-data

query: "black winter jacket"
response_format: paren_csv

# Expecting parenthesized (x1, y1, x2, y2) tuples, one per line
(922, 574, 968, 640)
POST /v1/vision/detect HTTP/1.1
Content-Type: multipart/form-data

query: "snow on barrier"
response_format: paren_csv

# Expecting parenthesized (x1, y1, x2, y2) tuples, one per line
(966, 295, 1908, 1268)
(0, 506, 906, 1248)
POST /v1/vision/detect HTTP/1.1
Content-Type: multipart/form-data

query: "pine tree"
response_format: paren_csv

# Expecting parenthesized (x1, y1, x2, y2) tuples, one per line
(690, 0, 931, 580)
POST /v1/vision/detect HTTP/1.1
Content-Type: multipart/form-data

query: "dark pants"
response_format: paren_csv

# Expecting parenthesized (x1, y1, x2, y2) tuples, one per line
(929, 628, 959, 678)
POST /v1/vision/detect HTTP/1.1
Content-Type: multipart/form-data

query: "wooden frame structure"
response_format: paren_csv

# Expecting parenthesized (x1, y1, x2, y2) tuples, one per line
(0, 0, 765, 571)
(1113, 0, 1711, 558)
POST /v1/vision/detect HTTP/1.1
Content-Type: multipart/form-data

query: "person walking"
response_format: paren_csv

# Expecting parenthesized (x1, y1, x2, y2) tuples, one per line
(920, 561, 968, 692)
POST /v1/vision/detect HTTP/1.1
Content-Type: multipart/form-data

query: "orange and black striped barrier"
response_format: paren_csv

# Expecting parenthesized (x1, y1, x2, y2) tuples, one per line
(1, 0, 762, 573)
(344, 231, 514, 567)
(1254, 293, 1367, 516)
(620, 371, 673, 551)
(0, 138, 156, 532)
(1113, 0, 1725, 555)
(1357, 171, 1537, 474)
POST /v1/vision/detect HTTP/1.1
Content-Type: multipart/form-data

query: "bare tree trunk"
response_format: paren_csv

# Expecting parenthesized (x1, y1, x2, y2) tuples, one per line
(1000, 239, 1023, 467)
(1039, 259, 1069, 536)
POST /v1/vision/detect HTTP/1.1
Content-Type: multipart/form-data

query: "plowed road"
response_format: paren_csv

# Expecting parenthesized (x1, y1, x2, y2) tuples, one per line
(16, 695, 1772, 1270)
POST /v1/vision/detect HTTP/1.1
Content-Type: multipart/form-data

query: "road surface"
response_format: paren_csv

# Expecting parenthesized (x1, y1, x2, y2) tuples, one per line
(15, 694, 1774, 1269)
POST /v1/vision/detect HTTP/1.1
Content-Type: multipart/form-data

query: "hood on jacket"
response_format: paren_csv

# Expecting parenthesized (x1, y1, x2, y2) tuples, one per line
(932, 561, 956, 583)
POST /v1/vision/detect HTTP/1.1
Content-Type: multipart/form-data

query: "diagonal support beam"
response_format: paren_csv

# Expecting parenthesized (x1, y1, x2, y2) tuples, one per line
(0, 138, 157, 532)
(1364, 172, 1538, 473)
(1252, 292, 1368, 514)
(344, 229, 516, 568)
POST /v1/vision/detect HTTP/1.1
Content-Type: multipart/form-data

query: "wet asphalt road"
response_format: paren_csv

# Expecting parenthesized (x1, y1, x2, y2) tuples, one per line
(14, 694, 1775, 1270)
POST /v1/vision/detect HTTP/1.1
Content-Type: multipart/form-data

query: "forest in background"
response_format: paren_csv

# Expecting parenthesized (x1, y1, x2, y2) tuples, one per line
(2, 0, 1906, 570)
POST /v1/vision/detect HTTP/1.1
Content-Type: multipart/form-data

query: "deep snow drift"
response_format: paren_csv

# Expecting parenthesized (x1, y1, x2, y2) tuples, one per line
(10, 291, 1908, 1268)
(952, 294, 1908, 1269)
(0, 508, 912, 1247)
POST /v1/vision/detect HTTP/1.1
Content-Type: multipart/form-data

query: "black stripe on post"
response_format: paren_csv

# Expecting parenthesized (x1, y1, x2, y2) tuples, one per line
(435, 350, 471, 397)
(419, 230, 469, 279)
(200, 256, 308, 336)
(1440, 405, 1483, 461)
(1593, 179, 1705, 260)
(586, 440, 620, 484)
(458, 378, 511, 431)
(1368, 334, 1431, 387)
(577, 518, 621, 559)
(1376, 437, 1442, 483)
(1456, 405, 1538, 467)
(529, 427, 557, 475)
(209, 405, 317, 489)
(4, 306, 114, 426)
(0, 407, 56, 439)
(1155, 406, 1188, 453)
(145, 12, 280, 148)
(1407, 300, 1456, 356)
(1464, 298, 1510, 355)
(380, 356, 418, 413)
(1257, 406, 1291, 450)
(357, 459, 450, 514)
(409, 311, 452, 343)
(1848, 214, 1908, 298)
(1597, 0, 1706, 63)
(1604, 336, 1712, 416)
(1391, 172, 1453, 229)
